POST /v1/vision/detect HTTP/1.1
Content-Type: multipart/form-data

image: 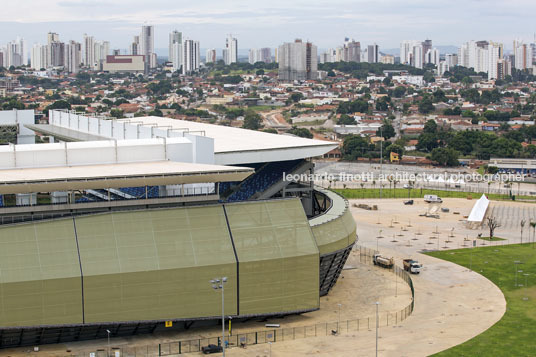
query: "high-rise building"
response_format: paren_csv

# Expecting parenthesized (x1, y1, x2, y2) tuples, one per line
(169, 30, 182, 65)
(458, 40, 505, 79)
(437, 61, 449, 76)
(183, 39, 200, 74)
(172, 42, 182, 72)
(496, 59, 511, 80)
(422, 39, 432, 63)
(400, 40, 420, 65)
(514, 41, 531, 70)
(65, 40, 81, 74)
(31, 44, 47, 70)
(380, 55, 395, 64)
(342, 39, 360, 62)
(278, 39, 318, 81)
(224, 34, 238, 65)
(46, 32, 64, 67)
(425, 48, 440, 66)
(445, 53, 458, 67)
(248, 48, 272, 64)
(412, 44, 423, 69)
(83, 34, 94, 67)
(367, 44, 379, 63)
(93, 41, 110, 71)
(140, 25, 155, 69)
(205, 49, 217, 63)
(130, 36, 140, 55)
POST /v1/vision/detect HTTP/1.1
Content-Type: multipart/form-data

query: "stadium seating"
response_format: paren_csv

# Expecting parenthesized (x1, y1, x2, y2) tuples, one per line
(226, 159, 303, 202)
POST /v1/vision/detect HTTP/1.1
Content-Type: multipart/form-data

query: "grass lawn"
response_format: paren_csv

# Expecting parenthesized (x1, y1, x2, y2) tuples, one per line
(334, 188, 535, 202)
(426, 244, 536, 356)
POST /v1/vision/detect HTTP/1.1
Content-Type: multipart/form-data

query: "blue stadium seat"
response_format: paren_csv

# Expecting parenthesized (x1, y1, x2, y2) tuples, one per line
(226, 160, 302, 202)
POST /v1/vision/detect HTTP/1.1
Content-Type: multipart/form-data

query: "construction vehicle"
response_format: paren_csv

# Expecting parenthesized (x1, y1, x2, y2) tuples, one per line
(373, 254, 394, 268)
(403, 259, 422, 274)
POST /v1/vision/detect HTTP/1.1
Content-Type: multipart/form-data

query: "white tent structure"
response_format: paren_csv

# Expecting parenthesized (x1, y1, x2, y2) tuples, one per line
(467, 194, 490, 228)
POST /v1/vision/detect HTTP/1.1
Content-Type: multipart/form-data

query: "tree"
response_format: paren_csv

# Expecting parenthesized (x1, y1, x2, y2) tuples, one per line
(423, 119, 438, 134)
(377, 122, 395, 140)
(385, 143, 404, 160)
(341, 135, 373, 161)
(255, 69, 265, 76)
(290, 92, 304, 103)
(428, 147, 460, 166)
(242, 110, 263, 130)
(419, 97, 435, 114)
(287, 126, 313, 138)
(487, 216, 501, 239)
(392, 86, 406, 98)
(338, 114, 356, 125)
(109, 109, 124, 118)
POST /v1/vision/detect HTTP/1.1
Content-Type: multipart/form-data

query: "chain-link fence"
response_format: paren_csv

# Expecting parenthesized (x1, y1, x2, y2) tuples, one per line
(70, 245, 415, 357)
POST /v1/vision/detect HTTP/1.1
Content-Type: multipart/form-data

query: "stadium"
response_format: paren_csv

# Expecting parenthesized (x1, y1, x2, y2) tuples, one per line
(0, 109, 356, 349)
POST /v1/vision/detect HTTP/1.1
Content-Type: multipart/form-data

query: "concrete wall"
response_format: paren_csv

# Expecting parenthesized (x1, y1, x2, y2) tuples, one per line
(0, 109, 35, 144)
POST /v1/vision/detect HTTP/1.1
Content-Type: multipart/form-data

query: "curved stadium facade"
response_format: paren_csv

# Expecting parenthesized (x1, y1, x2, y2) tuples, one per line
(0, 110, 356, 348)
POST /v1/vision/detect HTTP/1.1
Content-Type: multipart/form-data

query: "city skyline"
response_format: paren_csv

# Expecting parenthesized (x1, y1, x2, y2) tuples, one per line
(1, 0, 535, 50)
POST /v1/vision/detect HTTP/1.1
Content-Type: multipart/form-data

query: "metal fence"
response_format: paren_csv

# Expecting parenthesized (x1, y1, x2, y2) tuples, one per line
(70, 246, 415, 357)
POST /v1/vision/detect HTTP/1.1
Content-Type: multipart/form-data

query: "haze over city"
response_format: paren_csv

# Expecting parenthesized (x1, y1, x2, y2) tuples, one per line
(1, 0, 536, 50)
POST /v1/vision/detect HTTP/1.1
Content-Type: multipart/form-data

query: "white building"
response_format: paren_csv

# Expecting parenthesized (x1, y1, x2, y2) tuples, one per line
(224, 34, 238, 65)
(514, 40, 532, 70)
(172, 42, 182, 72)
(65, 40, 81, 74)
(82, 34, 94, 67)
(183, 39, 200, 74)
(278, 39, 318, 81)
(205, 49, 217, 63)
(31, 44, 47, 70)
(140, 25, 155, 69)
(400, 40, 420, 65)
(412, 44, 423, 69)
(425, 48, 440, 66)
(169, 30, 182, 66)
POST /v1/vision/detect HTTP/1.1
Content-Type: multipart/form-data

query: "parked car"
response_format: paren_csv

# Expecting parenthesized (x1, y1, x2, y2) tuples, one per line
(202, 344, 223, 354)
(404, 200, 414, 205)
(424, 195, 442, 203)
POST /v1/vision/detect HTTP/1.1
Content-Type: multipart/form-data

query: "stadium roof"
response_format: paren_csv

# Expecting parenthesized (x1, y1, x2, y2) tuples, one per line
(29, 111, 339, 165)
(0, 161, 253, 194)
(121, 117, 338, 164)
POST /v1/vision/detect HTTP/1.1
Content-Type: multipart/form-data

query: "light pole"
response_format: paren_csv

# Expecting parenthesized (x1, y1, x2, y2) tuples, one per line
(268, 341, 272, 357)
(380, 126, 383, 199)
(375, 301, 380, 357)
(514, 261, 521, 287)
(337, 303, 342, 333)
(106, 329, 111, 357)
(524, 273, 530, 287)
(211, 277, 228, 356)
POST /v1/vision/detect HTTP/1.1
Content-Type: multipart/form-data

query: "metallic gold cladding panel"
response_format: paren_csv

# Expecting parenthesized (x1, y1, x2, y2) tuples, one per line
(0, 220, 82, 326)
(75, 206, 238, 323)
(312, 207, 356, 255)
(225, 199, 319, 315)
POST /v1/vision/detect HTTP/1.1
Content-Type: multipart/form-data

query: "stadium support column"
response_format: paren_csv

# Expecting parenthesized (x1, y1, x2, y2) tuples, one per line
(302, 161, 314, 217)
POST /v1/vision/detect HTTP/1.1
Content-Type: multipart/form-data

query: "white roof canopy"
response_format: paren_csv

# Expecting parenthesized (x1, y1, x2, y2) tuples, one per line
(0, 161, 253, 194)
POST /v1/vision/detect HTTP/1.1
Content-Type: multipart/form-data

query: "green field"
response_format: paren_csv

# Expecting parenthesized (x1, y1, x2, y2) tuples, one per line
(426, 244, 536, 356)
(334, 188, 535, 202)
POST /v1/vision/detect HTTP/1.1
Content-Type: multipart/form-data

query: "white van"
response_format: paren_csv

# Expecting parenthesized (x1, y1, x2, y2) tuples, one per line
(424, 194, 442, 203)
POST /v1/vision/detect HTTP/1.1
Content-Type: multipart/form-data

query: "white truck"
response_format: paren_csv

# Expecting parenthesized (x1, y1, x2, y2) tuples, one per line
(424, 194, 442, 203)
(373, 254, 394, 269)
(403, 259, 422, 274)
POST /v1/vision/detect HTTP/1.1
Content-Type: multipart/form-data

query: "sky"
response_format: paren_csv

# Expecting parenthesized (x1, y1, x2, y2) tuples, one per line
(1, 0, 535, 52)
